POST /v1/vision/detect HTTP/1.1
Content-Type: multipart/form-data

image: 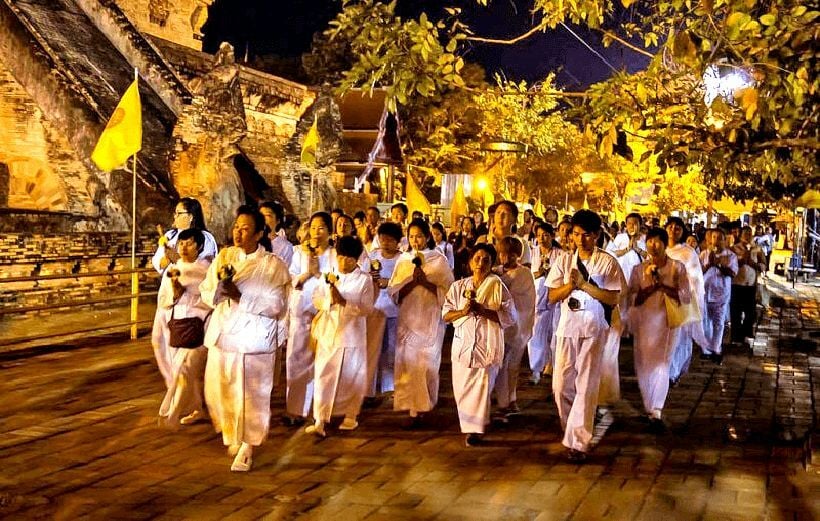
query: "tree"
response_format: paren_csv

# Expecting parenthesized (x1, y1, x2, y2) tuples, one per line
(307, 0, 818, 202)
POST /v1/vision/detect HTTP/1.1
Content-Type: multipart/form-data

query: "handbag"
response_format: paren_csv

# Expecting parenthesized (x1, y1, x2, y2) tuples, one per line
(664, 295, 692, 329)
(168, 306, 206, 348)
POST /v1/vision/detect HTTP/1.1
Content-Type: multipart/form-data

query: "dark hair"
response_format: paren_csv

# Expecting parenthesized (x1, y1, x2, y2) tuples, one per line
(625, 212, 643, 224)
(335, 214, 356, 236)
(310, 211, 333, 233)
(470, 243, 497, 265)
(331, 208, 344, 216)
(353, 210, 366, 221)
(431, 222, 447, 241)
(460, 216, 475, 231)
(177, 228, 205, 253)
(665, 216, 686, 244)
(177, 197, 208, 231)
(377, 222, 403, 241)
(487, 203, 498, 215)
(367, 206, 380, 214)
(571, 210, 602, 233)
(335, 235, 364, 259)
(391, 202, 408, 217)
(407, 218, 435, 250)
(259, 201, 285, 231)
(536, 222, 555, 236)
(495, 200, 519, 220)
(499, 236, 523, 257)
(412, 210, 424, 220)
(646, 227, 669, 245)
(236, 204, 265, 234)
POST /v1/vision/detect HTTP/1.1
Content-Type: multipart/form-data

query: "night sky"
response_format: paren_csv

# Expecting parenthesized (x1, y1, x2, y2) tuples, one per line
(202, 0, 650, 89)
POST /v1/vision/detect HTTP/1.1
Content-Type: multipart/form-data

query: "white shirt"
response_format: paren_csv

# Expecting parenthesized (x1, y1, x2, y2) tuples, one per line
(369, 248, 400, 318)
(152, 229, 218, 274)
(700, 248, 738, 303)
(545, 247, 624, 338)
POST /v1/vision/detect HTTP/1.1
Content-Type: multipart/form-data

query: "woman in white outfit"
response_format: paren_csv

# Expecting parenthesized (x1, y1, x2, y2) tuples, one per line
(444, 243, 515, 446)
(151, 197, 218, 389)
(628, 227, 690, 432)
(153, 228, 212, 426)
(388, 219, 454, 425)
(200, 206, 291, 472)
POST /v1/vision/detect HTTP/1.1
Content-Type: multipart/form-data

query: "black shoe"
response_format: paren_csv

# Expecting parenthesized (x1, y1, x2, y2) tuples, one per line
(464, 433, 482, 447)
(282, 415, 305, 427)
(402, 414, 424, 430)
(362, 396, 382, 409)
(699, 352, 712, 360)
(711, 353, 724, 365)
(566, 448, 587, 463)
(647, 418, 667, 434)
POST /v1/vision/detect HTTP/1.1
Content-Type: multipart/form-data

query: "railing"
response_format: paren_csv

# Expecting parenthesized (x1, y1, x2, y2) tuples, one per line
(0, 267, 159, 349)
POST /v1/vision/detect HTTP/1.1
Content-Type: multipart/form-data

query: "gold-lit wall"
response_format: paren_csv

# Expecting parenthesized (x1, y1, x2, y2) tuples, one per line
(115, 0, 212, 51)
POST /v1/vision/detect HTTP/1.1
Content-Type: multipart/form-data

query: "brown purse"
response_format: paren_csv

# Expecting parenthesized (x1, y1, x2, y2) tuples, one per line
(167, 306, 207, 348)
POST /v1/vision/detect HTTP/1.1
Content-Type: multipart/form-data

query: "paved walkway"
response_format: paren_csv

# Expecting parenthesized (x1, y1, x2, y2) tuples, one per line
(0, 278, 817, 520)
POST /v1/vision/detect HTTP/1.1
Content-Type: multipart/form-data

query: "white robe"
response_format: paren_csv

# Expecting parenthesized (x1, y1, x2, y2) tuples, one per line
(528, 247, 566, 375)
(388, 248, 455, 413)
(152, 259, 211, 424)
(495, 265, 536, 408)
(444, 275, 515, 433)
(285, 246, 336, 417)
(150, 230, 218, 386)
(546, 247, 624, 452)
(666, 243, 706, 381)
(310, 269, 375, 422)
(628, 258, 690, 415)
(605, 232, 646, 333)
(365, 249, 401, 396)
(700, 248, 738, 355)
(200, 245, 290, 446)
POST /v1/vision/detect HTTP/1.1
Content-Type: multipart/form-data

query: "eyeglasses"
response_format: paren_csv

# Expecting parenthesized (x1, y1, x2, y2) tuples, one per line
(174, 211, 190, 217)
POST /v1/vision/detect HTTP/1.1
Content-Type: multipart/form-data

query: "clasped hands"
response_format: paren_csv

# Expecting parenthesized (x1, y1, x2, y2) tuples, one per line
(214, 278, 242, 304)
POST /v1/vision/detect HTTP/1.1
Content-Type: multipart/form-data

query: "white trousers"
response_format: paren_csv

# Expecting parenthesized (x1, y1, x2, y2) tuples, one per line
(553, 333, 605, 452)
(597, 327, 621, 405)
(204, 349, 274, 447)
(495, 342, 527, 408)
(703, 301, 729, 355)
(452, 362, 499, 434)
(158, 346, 207, 425)
(669, 323, 694, 381)
(286, 315, 315, 417)
(634, 327, 678, 414)
(313, 344, 367, 422)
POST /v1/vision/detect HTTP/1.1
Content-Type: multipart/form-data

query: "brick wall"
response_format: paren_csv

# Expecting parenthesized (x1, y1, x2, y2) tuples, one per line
(0, 232, 161, 317)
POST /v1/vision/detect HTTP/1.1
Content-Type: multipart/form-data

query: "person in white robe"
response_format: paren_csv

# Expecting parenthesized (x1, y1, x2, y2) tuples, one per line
(493, 237, 535, 418)
(529, 223, 566, 382)
(605, 212, 646, 332)
(388, 219, 455, 423)
(699, 228, 738, 363)
(475, 200, 532, 266)
(546, 210, 624, 462)
(665, 218, 706, 384)
(200, 206, 290, 472)
(305, 236, 375, 436)
(151, 198, 218, 388)
(260, 201, 293, 389)
(628, 228, 691, 432)
(444, 243, 515, 446)
(364, 223, 403, 399)
(285, 212, 337, 423)
(432, 222, 455, 270)
(152, 229, 212, 426)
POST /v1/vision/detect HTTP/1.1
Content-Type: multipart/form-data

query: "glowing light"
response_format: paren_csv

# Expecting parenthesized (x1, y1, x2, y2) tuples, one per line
(475, 177, 488, 191)
(703, 64, 754, 106)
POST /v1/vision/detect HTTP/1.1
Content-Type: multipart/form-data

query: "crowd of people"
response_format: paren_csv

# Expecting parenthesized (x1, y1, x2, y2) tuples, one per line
(150, 196, 769, 470)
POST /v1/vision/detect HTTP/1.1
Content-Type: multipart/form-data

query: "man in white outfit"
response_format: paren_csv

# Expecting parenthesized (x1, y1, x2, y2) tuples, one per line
(546, 210, 624, 463)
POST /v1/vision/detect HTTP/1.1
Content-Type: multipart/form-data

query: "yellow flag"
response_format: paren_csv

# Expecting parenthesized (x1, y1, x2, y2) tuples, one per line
(301, 115, 319, 165)
(533, 197, 546, 218)
(583, 194, 590, 210)
(450, 179, 468, 225)
(91, 79, 142, 172)
(406, 171, 431, 216)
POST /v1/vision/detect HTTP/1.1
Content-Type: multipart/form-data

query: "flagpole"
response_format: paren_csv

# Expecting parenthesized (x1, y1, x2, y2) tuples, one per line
(130, 68, 138, 340)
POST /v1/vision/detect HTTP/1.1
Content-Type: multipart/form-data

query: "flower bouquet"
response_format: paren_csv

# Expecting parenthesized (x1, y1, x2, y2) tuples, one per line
(218, 264, 236, 281)
(370, 259, 382, 273)
(324, 272, 339, 286)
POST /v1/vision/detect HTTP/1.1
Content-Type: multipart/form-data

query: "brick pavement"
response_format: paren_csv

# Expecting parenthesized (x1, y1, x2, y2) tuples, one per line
(0, 277, 817, 520)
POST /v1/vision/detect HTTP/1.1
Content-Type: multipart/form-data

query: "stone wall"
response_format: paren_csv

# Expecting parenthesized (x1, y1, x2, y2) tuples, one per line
(114, 0, 212, 51)
(0, 232, 159, 316)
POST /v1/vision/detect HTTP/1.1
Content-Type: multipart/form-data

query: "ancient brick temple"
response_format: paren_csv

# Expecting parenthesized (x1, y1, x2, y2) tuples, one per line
(0, 0, 344, 241)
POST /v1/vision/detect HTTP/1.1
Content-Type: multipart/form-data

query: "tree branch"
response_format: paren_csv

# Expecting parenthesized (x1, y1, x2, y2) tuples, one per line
(750, 138, 820, 152)
(465, 21, 549, 45)
(597, 30, 654, 58)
